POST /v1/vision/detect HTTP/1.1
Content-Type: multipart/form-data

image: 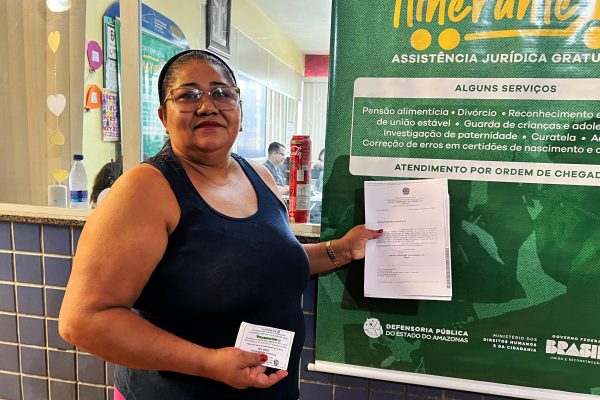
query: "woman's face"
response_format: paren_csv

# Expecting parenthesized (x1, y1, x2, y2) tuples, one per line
(158, 59, 241, 159)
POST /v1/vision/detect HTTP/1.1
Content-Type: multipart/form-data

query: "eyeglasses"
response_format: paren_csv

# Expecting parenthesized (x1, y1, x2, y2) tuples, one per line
(164, 86, 241, 112)
(276, 152, 285, 156)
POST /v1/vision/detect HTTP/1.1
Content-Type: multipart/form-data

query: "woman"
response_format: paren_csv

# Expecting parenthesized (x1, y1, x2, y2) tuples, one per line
(59, 50, 382, 399)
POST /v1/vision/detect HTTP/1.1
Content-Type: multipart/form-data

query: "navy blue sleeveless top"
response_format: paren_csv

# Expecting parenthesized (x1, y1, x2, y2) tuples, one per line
(114, 144, 310, 399)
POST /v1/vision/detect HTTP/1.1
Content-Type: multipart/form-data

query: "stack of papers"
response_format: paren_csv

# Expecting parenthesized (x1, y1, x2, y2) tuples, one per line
(364, 178, 451, 301)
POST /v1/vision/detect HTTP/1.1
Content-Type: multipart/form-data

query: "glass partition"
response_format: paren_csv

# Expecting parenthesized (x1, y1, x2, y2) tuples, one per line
(1, 0, 327, 226)
(1, 0, 84, 205)
(236, 75, 267, 159)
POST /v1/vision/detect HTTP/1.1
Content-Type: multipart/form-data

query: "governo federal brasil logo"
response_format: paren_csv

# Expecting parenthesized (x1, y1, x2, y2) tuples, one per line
(392, 0, 600, 50)
(364, 318, 384, 338)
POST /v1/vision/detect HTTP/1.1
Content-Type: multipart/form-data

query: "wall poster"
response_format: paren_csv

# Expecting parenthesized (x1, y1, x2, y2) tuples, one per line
(141, 31, 186, 159)
(139, 5, 189, 159)
(103, 2, 188, 160)
(316, 0, 600, 398)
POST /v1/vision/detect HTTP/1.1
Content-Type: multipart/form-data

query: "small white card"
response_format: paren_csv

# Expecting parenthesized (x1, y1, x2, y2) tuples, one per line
(234, 322, 295, 370)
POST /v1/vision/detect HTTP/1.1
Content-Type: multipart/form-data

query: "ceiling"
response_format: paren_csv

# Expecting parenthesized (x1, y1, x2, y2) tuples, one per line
(247, 0, 332, 55)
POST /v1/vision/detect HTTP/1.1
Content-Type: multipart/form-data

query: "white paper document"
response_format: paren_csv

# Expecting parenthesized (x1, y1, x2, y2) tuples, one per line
(364, 178, 452, 300)
(234, 322, 295, 370)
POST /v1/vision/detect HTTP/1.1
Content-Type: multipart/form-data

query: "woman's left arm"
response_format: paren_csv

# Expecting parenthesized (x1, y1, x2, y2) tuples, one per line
(303, 225, 383, 275)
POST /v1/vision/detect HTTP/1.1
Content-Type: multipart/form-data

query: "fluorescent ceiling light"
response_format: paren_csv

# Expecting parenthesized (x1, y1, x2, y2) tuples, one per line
(46, 0, 71, 12)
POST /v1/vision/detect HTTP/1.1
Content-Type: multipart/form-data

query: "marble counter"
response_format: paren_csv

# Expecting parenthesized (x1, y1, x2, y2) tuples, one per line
(0, 203, 90, 227)
(0, 203, 321, 242)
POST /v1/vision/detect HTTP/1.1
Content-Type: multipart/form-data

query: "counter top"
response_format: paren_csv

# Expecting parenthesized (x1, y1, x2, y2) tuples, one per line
(0, 203, 321, 241)
(0, 203, 90, 227)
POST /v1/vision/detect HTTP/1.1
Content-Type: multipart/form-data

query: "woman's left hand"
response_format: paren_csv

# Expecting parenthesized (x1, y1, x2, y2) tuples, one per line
(305, 225, 383, 275)
(337, 225, 384, 263)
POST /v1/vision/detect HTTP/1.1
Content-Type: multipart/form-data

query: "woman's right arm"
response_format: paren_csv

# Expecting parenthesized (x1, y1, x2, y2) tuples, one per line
(59, 165, 286, 389)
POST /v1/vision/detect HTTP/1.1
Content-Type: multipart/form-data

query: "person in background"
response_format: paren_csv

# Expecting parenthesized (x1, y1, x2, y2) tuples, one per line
(89, 158, 122, 208)
(263, 141, 289, 195)
(58, 49, 383, 400)
(311, 148, 325, 179)
(311, 148, 325, 193)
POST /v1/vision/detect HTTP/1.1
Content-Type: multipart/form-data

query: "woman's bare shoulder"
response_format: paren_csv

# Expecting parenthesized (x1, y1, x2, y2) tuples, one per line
(246, 159, 273, 181)
(92, 163, 180, 234)
(245, 159, 286, 204)
(246, 159, 276, 184)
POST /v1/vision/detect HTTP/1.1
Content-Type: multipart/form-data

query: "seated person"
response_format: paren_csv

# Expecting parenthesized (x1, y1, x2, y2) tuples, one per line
(312, 149, 324, 176)
(311, 148, 325, 191)
(90, 158, 123, 208)
(264, 142, 289, 195)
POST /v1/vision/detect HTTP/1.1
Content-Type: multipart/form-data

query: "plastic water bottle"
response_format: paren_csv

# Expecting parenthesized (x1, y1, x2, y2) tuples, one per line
(69, 154, 89, 209)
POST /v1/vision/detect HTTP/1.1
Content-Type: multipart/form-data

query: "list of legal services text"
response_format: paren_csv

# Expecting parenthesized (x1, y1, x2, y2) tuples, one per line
(349, 77, 600, 186)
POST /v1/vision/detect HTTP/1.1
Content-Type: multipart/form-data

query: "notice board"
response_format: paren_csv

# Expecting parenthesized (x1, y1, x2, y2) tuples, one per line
(139, 5, 188, 159)
(315, 1, 600, 398)
(103, 2, 188, 160)
(141, 31, 186, 158)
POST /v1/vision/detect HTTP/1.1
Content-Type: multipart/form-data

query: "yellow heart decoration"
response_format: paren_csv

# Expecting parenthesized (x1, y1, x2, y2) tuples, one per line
(52, 169, 69, 183)
(48, 31, 61, 53)
(49, 131, 65, 146)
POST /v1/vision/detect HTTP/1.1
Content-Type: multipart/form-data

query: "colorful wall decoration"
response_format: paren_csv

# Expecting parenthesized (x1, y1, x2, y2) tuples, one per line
(47, 30, 68, 185)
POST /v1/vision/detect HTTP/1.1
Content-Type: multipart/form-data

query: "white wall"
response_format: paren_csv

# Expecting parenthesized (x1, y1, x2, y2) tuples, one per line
(301, 77, 329, 162)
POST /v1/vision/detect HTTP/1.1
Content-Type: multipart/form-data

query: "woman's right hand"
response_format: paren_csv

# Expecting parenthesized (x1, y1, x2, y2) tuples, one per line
(204, 347, 288, 389)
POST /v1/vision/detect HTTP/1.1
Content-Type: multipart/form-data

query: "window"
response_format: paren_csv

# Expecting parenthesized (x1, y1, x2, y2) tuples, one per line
(235, 75, 266, 158)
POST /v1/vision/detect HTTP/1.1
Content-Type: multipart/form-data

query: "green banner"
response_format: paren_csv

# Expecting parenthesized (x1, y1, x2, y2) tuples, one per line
(141, 32, 185, 159)
(317, 0, 600, 397)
